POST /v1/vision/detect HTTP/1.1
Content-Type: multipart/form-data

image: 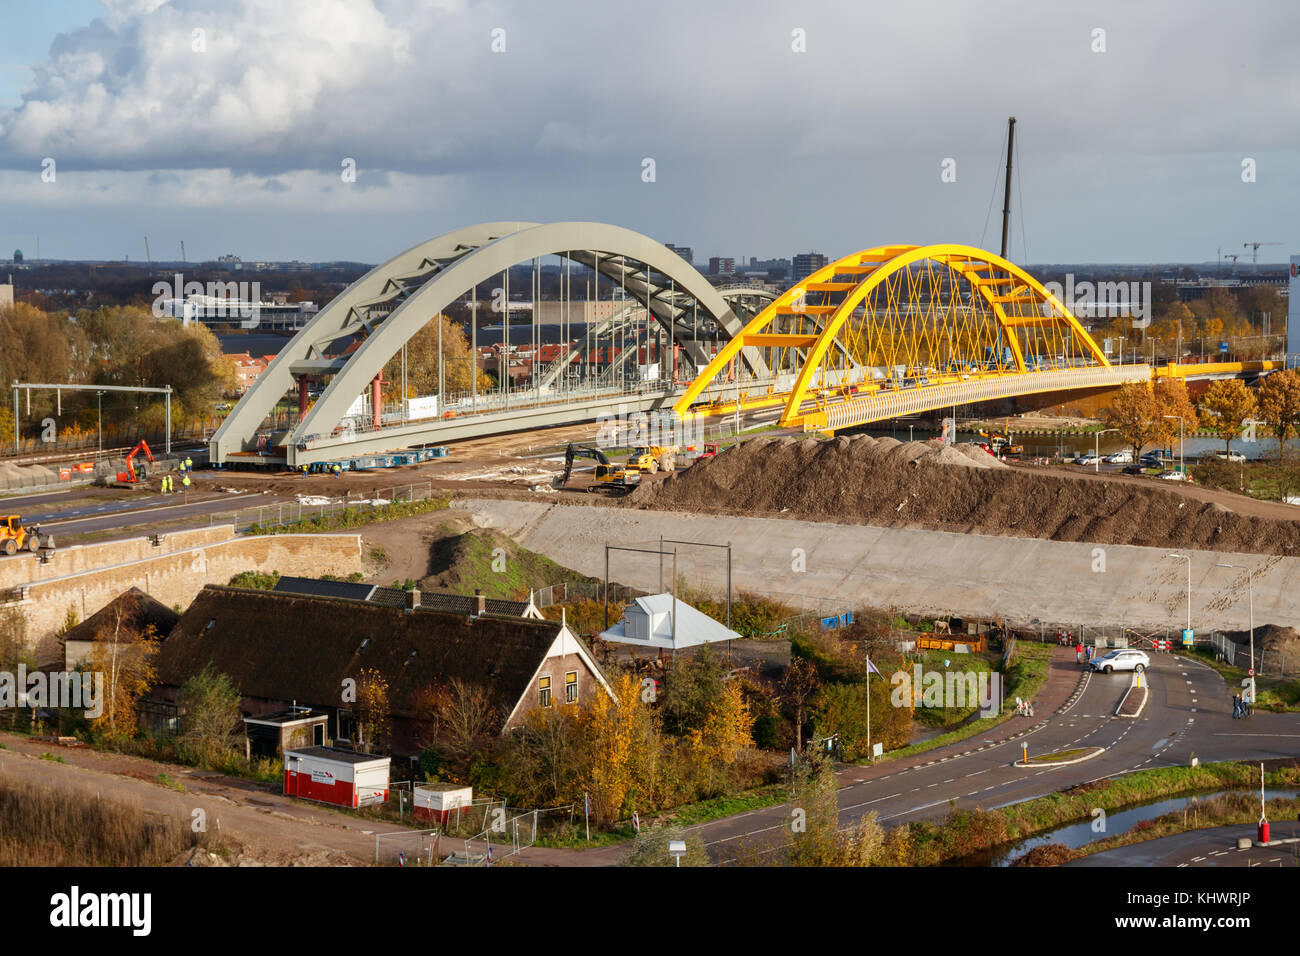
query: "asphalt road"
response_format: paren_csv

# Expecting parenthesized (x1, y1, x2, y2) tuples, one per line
(687, 650, 1300, 864)
(9, 484, 272, 539)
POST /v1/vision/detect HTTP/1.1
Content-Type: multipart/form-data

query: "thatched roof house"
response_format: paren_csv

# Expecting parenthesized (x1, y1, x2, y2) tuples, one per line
(154, 584, 611, 758)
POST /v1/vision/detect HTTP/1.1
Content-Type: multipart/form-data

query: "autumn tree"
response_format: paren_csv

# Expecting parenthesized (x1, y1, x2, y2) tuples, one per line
(780, 655, 821, 752)
(1199, 379, 1258, 454)
(88, 611, 159, 741)
(782, 754, 884, 867)
(580, 671, 659, 822)
(0, 303, 80, 387)
(659, 644, 725, 737)
(1256, 369, 1300, 454)
(354, 667, 391, 754)
(178, 665, 242, 763)
(429, 677, 498, 761)
(381, 314, 488, 402)
(1099, 382, 1163, 461)
(497, 704, 584, 807)
(1153, 378, 1198, 458)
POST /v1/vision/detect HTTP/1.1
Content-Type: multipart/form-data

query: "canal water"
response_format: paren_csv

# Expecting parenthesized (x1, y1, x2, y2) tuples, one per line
(974, 788, 1300, 866)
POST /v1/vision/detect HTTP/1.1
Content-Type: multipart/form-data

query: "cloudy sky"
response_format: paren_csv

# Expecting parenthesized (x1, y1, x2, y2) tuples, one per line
(0, 0, 1296, 265)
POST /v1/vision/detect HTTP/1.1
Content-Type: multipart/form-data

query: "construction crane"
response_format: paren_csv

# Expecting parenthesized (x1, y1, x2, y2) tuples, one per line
(1244, 242, 1283, 271)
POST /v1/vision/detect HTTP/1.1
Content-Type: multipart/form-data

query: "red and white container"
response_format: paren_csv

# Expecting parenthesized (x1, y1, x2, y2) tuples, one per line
(412, 784, 473, 825)
(284, 746, 390, 808)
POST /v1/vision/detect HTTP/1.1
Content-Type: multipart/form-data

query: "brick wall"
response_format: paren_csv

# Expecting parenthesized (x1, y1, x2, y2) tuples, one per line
(0, 525, 232, 590)
(7, 526, 362, 661)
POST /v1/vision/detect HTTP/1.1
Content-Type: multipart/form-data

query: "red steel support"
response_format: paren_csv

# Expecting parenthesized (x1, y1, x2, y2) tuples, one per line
(371, 373, 383, 429)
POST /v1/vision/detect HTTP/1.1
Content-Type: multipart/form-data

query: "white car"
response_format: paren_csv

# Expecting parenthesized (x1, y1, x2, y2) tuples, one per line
(1089, 648, 1150, 674)
(1156, 469, 1187, 481)
(1076, 452, 1100, 465)
(1103, 450, 1133, 464)
(1215, 451, 1246, 463)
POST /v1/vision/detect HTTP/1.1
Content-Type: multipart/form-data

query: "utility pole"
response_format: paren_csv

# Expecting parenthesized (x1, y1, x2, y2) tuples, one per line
(999, 116, 1016, 260)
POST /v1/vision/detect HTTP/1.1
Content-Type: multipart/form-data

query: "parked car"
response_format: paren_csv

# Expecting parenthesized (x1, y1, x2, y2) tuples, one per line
(1215, 451, 1246, 463)
(1138, 453, 1163, 468)
(1156, 469, 1188, 481)
(1103, 450, 1133, 464)
(1121, 464, 1146, 475)
(1089, 648, 1150, 674)
(1075, 452, 1101, 465)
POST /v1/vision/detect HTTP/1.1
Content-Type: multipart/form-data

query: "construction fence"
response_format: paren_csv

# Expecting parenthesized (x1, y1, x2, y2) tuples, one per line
(208, 480, 440, 533)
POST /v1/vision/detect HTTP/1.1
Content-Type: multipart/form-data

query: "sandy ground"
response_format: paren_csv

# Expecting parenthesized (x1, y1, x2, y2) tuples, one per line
(0, 732, 379, 865)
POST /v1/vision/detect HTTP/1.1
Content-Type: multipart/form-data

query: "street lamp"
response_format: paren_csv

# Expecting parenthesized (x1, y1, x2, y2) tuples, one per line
(1094, 427, 1118, 472)
(96, 390, 104, 454)
(1216, 563, 1256, 702)
(1166, 553, 1193, 643)
(1162, 414, 1186, 475)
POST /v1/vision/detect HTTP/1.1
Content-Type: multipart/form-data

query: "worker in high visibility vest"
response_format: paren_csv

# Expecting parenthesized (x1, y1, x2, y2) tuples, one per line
(182, 474, 191, 491)
(185, 456, 193, 470)
(332, 464, 342, 477)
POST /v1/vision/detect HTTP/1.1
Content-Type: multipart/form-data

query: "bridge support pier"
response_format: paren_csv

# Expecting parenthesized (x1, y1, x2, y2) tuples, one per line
(371, 374, 383, 430)
(298, 377, 310, 423)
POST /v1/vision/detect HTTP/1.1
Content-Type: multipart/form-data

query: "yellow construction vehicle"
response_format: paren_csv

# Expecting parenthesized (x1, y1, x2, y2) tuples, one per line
(977, 428, 1024, 459)
(554, 444, 642, 494)
(627, 445, 676, 474)
(0, 515, 51, 556)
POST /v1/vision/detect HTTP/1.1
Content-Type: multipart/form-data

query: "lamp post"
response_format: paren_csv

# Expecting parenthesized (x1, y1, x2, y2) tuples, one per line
(1167, 553, 1193, 643)
(1094, 427, 1118, 472)
(1162, 414, 1185, 475)
(96, 390, 104, 454)
(1216, 563, 1255, 702)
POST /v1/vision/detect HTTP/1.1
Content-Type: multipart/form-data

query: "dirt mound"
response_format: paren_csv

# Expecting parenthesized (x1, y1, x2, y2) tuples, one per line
(628, 436, 1300, 555)
(419, 526, 598, 598)
(1219, 623, 1300, 660)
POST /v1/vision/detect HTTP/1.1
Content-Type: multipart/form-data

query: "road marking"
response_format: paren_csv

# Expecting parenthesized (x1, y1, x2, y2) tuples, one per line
(41, 492, 266, 528)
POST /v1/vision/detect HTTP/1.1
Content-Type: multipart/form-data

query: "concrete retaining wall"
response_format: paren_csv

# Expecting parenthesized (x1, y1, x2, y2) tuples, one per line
(5, 527, 362, 661)
(452, 497, 1300, 633)
(0, 525, 232, 589)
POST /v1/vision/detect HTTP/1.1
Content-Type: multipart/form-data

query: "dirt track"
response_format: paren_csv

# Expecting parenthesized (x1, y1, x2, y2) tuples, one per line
(627, 436, 1300, 556)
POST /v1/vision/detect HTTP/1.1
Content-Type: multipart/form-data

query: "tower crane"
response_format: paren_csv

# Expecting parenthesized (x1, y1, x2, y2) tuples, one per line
(1244, 242, 1283, 271)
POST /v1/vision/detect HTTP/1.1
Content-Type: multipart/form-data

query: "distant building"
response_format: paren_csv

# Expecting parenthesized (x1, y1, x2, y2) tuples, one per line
(158, 295, 319, 332)
(0, 283, 12, 310)
(216, 254, 243, 271)
(224, 352, 270, 392)
(12, 249, 22, 265)
(665, 244, 694, 266)
(792, 252, 829, 283)
(708, 257, 736, 276)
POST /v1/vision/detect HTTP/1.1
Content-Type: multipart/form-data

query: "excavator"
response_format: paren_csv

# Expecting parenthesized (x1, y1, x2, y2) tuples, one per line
(554, 443, 642, 494)
(977, 428, 1023, 459)
(113, 439, 155, 485)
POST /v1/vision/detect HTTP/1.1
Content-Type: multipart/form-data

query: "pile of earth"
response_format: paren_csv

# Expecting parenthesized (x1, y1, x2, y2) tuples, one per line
(628, 435, 1300, 555)
(1219, 623, 1300, 662)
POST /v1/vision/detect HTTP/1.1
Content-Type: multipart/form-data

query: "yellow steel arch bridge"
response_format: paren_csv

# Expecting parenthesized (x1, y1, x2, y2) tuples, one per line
(675, 243, 1173, 432)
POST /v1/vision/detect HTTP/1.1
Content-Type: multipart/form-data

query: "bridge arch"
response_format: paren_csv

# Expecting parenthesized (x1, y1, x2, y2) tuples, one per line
(212, 221, 764, 463)
(674, 243, 1112, 427)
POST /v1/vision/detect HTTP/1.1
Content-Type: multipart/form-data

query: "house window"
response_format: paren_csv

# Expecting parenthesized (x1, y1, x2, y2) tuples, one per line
(538, 675, 552, 708)
(565, 671, 578, 703)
